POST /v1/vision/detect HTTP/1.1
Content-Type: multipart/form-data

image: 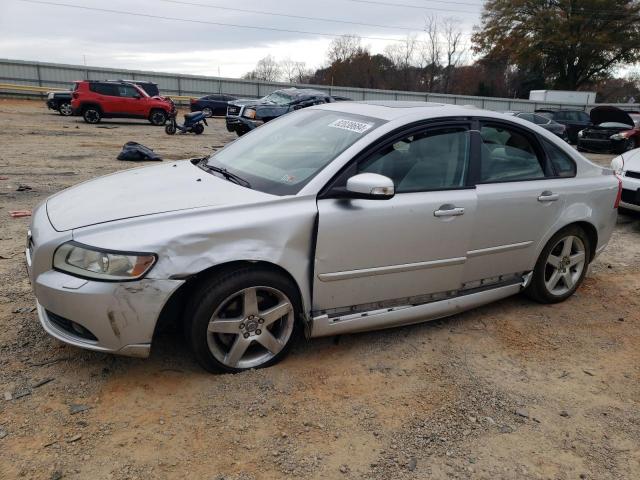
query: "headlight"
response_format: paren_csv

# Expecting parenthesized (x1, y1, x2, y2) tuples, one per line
(243, 108, 257, 119)
(610, 156, 624, 174)
(577, 130, 584, 138)
(53, 242, 156, 281)
(610, 132, 629, 141)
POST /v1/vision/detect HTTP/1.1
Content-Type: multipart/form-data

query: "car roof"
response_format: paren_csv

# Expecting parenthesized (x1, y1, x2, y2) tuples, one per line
(312, 100, 492, 121)
(276, 87, 328, 97)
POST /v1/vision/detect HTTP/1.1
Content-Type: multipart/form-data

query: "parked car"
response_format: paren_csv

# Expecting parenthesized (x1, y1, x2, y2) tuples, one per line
(45, 88, 73, 116)
(71, 80, 172, 125)
(577, 107, 640, 154)
(611, 148, 640, 212)
(190, 94, 237, 117)
(107, 79, 160, 97)
(26, 102, 619, 373)
(226, 87, 339, 136)
(535, 108, 591, 143)
(504, 111, 568, 141)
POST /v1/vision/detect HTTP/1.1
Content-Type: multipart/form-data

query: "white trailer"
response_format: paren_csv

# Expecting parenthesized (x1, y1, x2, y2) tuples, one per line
(529, 90, 597, 104)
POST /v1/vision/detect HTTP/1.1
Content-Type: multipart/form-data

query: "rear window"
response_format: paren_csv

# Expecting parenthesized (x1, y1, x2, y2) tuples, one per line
(542, 138, 576, 177)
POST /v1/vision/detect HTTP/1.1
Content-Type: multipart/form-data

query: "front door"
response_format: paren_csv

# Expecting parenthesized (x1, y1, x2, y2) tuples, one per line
(115, 84, 146, 117)
(313, 124, 476, 313)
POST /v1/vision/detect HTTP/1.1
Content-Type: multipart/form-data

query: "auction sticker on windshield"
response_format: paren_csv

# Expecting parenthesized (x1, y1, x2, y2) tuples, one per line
(328, 118, 373, 134)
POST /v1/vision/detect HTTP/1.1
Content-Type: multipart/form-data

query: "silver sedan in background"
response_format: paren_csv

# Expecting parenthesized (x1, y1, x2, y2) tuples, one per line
(26, 101, 620, 373)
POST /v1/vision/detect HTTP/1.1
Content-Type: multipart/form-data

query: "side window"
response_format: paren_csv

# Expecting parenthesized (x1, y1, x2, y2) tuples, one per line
(118, 85, 140, 98)
(578, 111, 590, 122)
(358, 127, 470, 192)
(479, 124, 545, 182)
(554, 111, 567, 121)
(90, 83, 118, 96)
(542, 139, 576, 177)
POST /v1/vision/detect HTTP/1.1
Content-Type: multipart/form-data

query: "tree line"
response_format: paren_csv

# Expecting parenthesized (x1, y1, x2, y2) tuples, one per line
(242, 0, 640, 102)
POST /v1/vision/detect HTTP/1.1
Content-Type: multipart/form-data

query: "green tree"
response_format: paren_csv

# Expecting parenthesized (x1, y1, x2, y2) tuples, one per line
(473, 0, 640, 90)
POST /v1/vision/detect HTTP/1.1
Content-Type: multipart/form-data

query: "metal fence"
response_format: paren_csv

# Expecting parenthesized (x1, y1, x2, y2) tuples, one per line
(1, 58, 636, 112)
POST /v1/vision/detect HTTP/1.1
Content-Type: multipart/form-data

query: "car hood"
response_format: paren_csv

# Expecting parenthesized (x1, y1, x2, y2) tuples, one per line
(590, 106, 634, 127)
(46, 160, 273, 231)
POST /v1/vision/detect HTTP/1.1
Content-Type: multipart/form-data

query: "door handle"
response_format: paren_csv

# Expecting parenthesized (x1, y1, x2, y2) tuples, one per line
(434, 206, 465, 217)
(537, 191, 559, 202)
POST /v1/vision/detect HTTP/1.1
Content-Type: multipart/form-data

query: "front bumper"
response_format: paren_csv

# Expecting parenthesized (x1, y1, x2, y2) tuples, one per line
(26, 205, 184, 357)
(577, 137, 627, 153)
(225, 116, 262, 133)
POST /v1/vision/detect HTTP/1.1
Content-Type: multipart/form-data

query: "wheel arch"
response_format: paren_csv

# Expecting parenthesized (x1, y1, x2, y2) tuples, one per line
(535, 219, 598, 267)
(80, 102, 103, 113)
(152, 260, 307, 340)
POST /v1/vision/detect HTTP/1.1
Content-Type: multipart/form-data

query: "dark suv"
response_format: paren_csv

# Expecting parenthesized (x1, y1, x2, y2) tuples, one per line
(226, 88, 347, 136)
(45, 87, 73, 116)
(535, 109, 591, 144)
(71, 80, 172, 125)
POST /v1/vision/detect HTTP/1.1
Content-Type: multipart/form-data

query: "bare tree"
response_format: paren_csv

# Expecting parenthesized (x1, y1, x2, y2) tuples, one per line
(243, 55, 282, 82)
(280, 58, 312, 84)
(420, 14, 442, 92)
(442, 17, 465, 93)
(327, 35, 363, 64)
(384, 34, 418, 90)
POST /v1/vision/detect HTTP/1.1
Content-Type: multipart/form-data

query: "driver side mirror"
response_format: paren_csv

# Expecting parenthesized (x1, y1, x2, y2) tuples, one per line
(345, 173, 395, 199)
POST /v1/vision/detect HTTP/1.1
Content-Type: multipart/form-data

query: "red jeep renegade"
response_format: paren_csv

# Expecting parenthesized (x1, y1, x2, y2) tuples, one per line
(71, 80, 172, 125)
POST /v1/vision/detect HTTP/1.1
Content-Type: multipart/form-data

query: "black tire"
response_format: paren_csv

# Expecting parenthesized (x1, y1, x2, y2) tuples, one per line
(193, 123, 204, 135)
(149, 109, 167, 126)
(525, 225, 591, 304)
(165, 123, 176, 135)
(82, 106, 101, 124)
(184, 267, 302, 374)
(58, 102, 73, 116)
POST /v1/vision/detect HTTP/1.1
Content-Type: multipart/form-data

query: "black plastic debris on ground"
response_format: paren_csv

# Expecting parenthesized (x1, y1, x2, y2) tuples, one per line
(117, 142, 162, 161)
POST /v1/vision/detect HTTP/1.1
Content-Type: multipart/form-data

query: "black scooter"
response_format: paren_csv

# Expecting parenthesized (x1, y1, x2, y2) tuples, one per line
(165, 100, 208, 135)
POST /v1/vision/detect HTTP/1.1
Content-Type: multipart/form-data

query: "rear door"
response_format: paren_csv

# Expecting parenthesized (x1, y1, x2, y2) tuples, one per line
(90, 83, 120, 114)
(463, 121, 566, 283)
(313, 122, 476, 312)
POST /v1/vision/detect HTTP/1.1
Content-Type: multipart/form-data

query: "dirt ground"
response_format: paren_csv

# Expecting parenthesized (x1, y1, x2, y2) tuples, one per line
(0, 99, 639, 480)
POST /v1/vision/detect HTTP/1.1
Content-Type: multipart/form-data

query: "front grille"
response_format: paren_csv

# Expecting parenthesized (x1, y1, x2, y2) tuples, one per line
(626, 170, 640, 180)
(227, 105, 241, 116)
(46, 310, 98, 341)
(621, 188, 640, 206)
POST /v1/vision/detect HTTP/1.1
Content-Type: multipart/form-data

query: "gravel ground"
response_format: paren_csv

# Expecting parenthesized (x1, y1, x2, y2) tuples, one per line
(0, 99, 639, 480)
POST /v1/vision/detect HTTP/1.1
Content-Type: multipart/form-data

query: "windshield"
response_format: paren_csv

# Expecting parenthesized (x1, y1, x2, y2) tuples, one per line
(630, 114, 640, 128)
(206, 109, 384, 195)
(263, 91, 294, 105)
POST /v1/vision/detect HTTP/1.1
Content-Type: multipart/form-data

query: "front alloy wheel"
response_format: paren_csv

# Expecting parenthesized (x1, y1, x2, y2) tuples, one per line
(186, 267, 300, 373)
(207, 287, 294, 370)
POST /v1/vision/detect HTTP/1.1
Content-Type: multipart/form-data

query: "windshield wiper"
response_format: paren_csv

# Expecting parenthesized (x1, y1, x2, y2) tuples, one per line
(198, 158, 251, 188)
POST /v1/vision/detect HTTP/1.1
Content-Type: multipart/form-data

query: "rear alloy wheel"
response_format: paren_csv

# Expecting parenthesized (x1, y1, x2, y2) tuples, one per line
(202, 107, 213, 117)
(149, 110, 167, 126)
(82, 107, 101, 124)
(186, 268, 300, 373)
(526, 226, 590, 304)
(58, 102, 73, 116)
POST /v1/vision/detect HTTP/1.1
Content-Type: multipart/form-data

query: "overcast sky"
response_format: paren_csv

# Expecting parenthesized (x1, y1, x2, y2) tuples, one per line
(0, 0, 484, 78)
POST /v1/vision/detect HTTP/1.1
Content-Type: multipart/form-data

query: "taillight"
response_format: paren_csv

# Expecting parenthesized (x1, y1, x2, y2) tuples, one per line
(614, 175, 622, 209)
(190, 98, 196, 103)
(72, 92, 79, 99)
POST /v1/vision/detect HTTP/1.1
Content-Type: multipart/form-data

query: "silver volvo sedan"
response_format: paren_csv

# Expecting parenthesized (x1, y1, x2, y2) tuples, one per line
(26, 101, 620, 373)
